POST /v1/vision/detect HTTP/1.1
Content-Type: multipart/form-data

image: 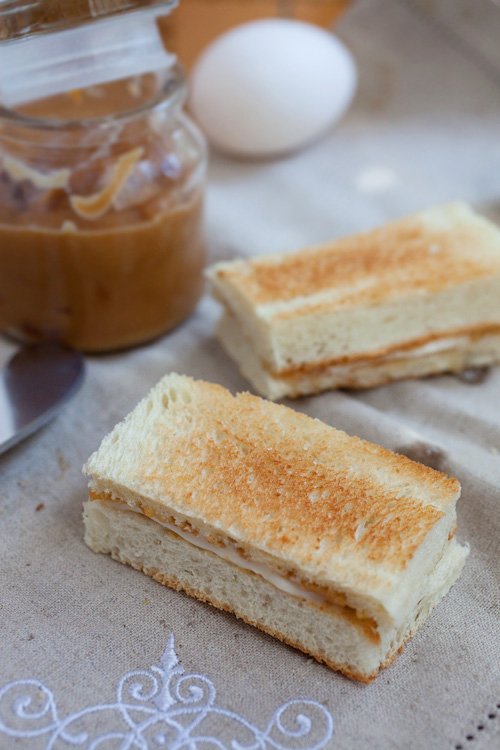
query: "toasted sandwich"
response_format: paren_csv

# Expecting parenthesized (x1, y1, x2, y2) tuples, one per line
(83, 373, 468, 682)
(207, 203, 500, 399)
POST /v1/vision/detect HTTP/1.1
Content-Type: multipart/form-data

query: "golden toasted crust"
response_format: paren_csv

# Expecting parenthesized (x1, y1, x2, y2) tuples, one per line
(87, 376, 460, 594)
(213, 204, 500, 314)
(142, 427, 444, 570)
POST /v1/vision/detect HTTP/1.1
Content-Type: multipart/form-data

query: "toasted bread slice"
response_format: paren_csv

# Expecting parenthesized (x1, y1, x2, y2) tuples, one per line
(83, 374, 468, 681)
(207, 203, 500, 398)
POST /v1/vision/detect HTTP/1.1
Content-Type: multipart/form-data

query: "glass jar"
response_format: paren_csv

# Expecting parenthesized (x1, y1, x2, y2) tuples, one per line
(0, 64, 207, 352)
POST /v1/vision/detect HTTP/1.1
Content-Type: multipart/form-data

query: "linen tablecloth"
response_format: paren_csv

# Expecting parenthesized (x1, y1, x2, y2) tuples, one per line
(1, 1, 499, 748)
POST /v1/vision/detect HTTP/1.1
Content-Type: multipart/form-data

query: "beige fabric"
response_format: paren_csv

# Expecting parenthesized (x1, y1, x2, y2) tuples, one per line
(1, 2, 499, 748)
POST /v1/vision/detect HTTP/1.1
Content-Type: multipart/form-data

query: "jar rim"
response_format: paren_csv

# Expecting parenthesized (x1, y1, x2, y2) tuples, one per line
(0, 63, 186, 132)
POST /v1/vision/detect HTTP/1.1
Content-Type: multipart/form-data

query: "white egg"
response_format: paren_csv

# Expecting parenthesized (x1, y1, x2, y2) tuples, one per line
(189, 19, 357, 158)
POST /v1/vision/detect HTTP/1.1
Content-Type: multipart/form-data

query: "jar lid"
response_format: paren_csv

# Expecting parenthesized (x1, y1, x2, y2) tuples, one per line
(0, 0, 178, 106)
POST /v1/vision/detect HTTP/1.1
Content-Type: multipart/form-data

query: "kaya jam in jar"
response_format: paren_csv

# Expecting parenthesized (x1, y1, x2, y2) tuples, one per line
(0, 3, 207, 352)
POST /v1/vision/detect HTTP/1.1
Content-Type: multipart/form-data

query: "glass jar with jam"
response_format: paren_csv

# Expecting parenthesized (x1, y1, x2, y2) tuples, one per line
(0, 1, 207, 352)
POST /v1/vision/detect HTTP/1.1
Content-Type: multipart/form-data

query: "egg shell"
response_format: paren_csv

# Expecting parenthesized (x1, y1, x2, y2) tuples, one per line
(189, 19, 357, 158)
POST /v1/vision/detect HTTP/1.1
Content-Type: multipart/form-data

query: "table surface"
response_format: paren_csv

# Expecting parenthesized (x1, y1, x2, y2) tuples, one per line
(1, 1, 499, 749)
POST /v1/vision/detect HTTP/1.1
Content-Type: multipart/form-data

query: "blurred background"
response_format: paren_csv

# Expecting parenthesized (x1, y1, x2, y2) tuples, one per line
(194, 0, 500, 253)
(160, 0, 500, 73)
(1, 0, 500, 354)
(159, 0, 351, 69)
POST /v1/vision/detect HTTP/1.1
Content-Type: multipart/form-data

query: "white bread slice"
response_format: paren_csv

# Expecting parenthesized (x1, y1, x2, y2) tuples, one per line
(207, 203, 500, 398)
(83, 500, 467, 682)
(217, 312, 500, 400)
(82, 373, 468, 681)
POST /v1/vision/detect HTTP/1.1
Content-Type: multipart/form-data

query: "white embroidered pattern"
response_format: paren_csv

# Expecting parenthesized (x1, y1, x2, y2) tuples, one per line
(0, 634, 334, 749)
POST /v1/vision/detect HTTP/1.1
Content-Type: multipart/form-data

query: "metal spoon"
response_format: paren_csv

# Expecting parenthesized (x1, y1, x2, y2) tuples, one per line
(0, 343, 85, 456)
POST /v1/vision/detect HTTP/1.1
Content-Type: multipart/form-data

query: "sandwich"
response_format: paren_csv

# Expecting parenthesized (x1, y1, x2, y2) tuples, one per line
(207, 202, 500, 399)
(83, 373, 468, 682)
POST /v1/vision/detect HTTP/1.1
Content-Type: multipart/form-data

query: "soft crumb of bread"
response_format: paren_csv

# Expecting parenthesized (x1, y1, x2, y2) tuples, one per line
(216, 311, 500, 399)
(83, 499, 468, 682)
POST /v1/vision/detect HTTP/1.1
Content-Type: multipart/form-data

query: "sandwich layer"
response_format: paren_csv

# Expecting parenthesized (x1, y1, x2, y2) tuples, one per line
(207, 203, 500, 395)
(217, 312, 500, 399)
(89, 493, 380, 640)
(83, 374, 468, 679)
(83, 374, 463, 631)
(83, 499, 467, 682)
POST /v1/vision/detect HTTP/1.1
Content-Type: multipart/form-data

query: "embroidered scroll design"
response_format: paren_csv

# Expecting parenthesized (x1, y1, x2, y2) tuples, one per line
(0, 634, 334, 748)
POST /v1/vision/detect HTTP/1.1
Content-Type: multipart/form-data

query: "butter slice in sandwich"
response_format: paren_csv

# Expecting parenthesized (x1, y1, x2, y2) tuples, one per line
(83, 373, 468, 682)
(207, 202, 500, 399)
